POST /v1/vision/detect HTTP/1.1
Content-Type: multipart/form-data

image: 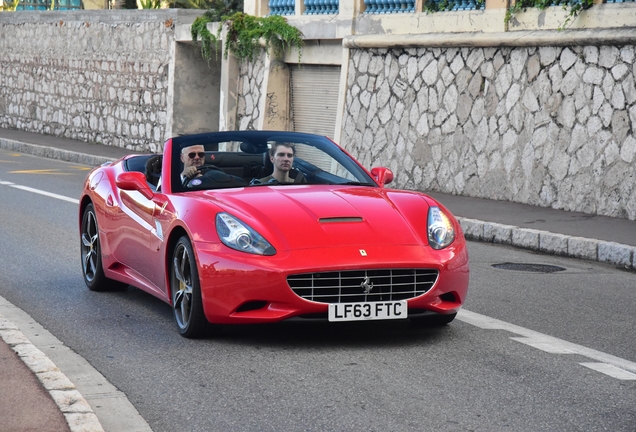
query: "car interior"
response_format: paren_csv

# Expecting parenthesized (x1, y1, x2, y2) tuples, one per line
(121, 132, 373, 193)
(124, 145, 301, 192)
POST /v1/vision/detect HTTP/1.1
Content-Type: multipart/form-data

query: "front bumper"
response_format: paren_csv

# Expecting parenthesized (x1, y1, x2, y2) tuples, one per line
(194, 240, 469, 325)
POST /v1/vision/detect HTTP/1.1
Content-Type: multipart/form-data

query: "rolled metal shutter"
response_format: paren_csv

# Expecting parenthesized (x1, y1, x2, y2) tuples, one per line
(290, 65, 341, 172)
(290, 65, 341, 139)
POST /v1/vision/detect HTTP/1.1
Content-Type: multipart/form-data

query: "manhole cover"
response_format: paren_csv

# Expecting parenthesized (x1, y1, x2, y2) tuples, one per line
(492, 262, 566, 273)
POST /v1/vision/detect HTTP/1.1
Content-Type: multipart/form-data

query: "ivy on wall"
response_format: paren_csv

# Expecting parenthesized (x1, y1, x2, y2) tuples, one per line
(505, 0, 594, 30)
(191, 12, 303, 63)
(423, 0, 594, 30)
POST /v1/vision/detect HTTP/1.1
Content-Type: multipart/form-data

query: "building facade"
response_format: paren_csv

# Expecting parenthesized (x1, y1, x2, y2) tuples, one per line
(0, 3, 635, 219)
(229, 1, 636, 220)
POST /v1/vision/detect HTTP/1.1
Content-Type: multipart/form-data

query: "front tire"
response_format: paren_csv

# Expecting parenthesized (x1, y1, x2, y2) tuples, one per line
(80, 203, 124, 291)
(170, 236, 210, 338)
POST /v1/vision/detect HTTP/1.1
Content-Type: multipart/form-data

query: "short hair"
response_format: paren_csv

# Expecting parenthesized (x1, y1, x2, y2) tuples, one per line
(181, 144, 204, 155)
(269, 142, 296, 157)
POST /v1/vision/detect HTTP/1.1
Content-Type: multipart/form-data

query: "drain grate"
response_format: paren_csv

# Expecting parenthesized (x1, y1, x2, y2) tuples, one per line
(492, 262, 566, 273)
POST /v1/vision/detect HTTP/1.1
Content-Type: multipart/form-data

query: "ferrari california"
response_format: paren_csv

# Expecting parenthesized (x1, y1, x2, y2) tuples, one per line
(79, 131, 469, 337)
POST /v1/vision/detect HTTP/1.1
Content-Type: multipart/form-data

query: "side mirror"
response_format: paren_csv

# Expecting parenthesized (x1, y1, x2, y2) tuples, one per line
(370, 167, 394, 186)
(116, 171, 154, 200)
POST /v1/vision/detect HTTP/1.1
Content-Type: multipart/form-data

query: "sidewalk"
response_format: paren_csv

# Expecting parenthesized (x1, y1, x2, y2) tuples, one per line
(1, 126, 635, 432)
(0, 316, 73, 432)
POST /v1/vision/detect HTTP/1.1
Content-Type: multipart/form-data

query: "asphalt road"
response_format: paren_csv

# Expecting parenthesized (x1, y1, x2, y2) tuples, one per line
(1, 148, 635, 431)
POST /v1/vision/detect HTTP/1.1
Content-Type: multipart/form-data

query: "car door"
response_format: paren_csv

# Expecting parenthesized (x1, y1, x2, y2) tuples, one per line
(114, 189, 173, 297)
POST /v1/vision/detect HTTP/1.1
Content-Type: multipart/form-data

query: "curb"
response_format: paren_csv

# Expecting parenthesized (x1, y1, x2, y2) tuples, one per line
(0, 313, 105, 432)
(458, 217, 636, 270)
(0, 138, 115, 167)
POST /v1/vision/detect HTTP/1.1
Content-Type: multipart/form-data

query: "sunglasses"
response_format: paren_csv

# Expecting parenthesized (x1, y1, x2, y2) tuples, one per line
(187, 152, 205, 159)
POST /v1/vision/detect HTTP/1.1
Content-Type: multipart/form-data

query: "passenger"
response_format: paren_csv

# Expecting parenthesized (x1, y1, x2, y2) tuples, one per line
(180, 144, 205, 183)
(259, 142, 306, 184)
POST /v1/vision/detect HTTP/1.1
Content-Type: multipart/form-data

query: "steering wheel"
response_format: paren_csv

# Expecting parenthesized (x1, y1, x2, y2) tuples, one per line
(183, 164, 223, 188)
(197, 164, 223, 175)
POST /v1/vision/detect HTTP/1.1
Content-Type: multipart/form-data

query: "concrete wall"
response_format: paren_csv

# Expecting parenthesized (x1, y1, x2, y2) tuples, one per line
(172, 42, 222, 136)
(0, 10, 206, 152)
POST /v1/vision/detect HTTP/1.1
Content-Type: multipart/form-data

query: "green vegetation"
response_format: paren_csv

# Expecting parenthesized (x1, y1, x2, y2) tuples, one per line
(424, 0, 484, 13)
(423, 0, 455, 13)
(189, 0, 247, 61)
(423, 0, 593, 30)
(504, 0, 594, 30)
(558, 0, 595, 30)
(171, 0, 240, 10)
(138, 0, 162, 8)
(1, 0, 20, 10)
(191, 12, 303, 63)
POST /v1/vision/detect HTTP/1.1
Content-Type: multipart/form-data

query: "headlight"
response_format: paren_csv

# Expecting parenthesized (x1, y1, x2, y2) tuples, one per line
(216, 213, 276, 255)
(427, 206, 455, 250)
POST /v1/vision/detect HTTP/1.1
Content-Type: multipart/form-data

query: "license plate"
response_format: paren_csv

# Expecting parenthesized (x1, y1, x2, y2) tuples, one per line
(328, 301, 408, 322)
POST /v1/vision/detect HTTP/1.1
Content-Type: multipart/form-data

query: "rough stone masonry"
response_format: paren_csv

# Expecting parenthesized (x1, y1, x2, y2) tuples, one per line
(0, 11, 179, 153)
(341, 45, 636, 221)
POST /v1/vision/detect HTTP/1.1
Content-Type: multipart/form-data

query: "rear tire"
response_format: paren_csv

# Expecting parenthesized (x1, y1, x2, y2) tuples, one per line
(170, 236, 210, 338)
(80, 203, 125, 291)
(410, 312, 457, 328)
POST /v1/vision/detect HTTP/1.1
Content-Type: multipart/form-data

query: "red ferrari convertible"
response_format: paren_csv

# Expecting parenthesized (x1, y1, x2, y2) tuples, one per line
(79, 131, 469, 337)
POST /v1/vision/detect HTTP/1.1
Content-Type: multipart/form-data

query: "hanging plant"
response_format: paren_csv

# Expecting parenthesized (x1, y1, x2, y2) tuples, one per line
(191, 14, 218, 62)
(192, 12, 304, 63)
(138, 0, 162, 8)
(557, 0, 594, 30)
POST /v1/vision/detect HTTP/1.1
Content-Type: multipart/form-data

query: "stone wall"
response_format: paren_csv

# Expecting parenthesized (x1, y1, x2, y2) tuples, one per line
(236, 52, 266, 131)
(0, 10, 200, 152)
(2, 10, 635, 221)
(340, 43, 636, 220)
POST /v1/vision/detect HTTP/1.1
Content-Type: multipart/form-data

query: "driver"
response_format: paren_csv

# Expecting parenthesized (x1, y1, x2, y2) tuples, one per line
(258, 142, 305, 184)
(180, 144, 205, 183)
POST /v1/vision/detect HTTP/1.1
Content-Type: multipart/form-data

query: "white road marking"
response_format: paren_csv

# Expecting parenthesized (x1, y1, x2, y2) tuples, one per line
(509, 336, 575, 354)
(0, 181, 79, 204)
(458, 309, 636, 380)
(580, 363, 636, 380)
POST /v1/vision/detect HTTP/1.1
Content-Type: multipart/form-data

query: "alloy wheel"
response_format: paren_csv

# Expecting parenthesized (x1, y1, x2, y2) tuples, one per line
(81, 208, 100, 283)
(172, 242, 194, 330)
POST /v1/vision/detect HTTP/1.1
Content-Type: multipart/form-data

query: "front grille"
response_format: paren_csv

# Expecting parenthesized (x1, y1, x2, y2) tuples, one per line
(287, 269, 439, 304)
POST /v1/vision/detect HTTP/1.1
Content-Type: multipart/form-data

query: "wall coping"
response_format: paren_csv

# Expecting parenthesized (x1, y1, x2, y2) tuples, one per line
(0, 9, 203, 24)
(343, 27, 636, 49)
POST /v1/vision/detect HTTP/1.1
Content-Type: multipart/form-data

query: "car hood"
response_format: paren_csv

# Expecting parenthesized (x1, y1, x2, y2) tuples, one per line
(197, 186, 433, 251)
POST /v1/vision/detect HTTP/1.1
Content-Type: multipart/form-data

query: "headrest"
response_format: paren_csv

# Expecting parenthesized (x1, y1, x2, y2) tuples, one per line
(205, 152, 263, 167)
(239, 141, 267, 154)
(262, 151, 273, 177)
(145, 154, 162, 186)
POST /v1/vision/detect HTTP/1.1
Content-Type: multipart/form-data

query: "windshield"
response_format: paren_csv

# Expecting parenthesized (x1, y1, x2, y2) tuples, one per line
(171, 131, 375, 192)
